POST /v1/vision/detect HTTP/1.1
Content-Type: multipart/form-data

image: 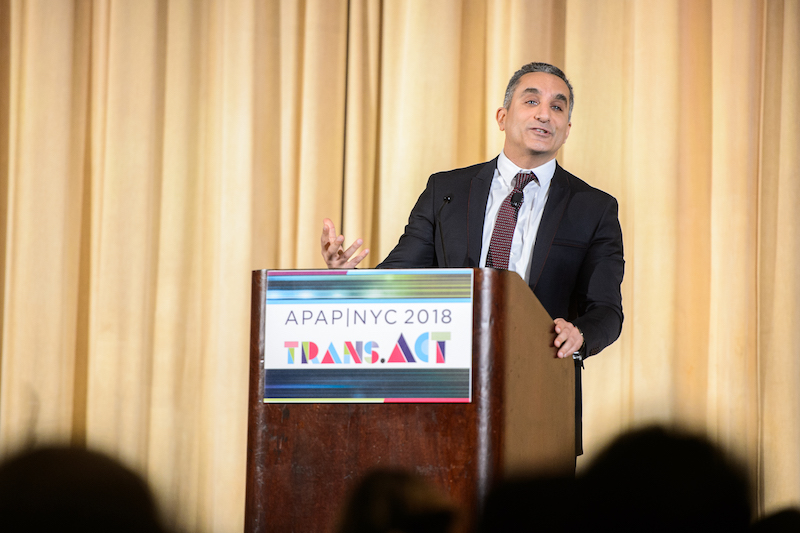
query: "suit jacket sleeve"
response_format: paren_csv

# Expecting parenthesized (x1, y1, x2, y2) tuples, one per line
(526, 167, 624, 358)
(568, 196, 624, 357)
(378, 174, 438, 268)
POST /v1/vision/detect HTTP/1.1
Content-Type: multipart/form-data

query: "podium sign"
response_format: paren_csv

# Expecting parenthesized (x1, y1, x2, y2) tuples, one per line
(262, 269, 474, 403)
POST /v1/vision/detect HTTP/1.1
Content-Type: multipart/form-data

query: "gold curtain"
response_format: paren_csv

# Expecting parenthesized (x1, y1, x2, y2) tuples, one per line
(0, 0, 798, 531)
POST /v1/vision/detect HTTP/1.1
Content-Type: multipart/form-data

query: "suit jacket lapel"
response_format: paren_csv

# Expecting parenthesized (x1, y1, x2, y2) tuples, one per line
(529, 163, 570, 290)
(467, 158, 497, 267)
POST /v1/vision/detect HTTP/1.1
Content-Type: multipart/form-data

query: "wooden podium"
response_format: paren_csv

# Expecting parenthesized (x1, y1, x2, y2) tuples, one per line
(244, 268, 574, 532)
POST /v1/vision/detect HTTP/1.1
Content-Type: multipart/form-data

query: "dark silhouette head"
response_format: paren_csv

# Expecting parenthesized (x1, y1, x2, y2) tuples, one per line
(478, 474, 578, 533)
(336, 469, 458, 533)
(0, 446, 168, 533)
(580, 426, 752, 533)
(750, 507, 800, 532)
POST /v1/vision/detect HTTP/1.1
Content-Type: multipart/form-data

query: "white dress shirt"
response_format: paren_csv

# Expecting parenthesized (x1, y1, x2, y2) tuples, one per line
(479, 152, 556, 282)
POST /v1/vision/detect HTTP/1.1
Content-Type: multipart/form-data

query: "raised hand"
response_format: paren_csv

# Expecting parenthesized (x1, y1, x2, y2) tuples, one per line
(320, 218, 370, 269)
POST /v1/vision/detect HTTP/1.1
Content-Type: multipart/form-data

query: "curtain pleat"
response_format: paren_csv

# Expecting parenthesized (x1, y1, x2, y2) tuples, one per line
(759, 0, 800, 513)
(1, 0, 87, 450)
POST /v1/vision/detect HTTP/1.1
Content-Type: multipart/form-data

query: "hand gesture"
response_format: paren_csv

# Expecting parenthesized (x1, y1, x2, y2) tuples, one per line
(320, 218, 370, 269)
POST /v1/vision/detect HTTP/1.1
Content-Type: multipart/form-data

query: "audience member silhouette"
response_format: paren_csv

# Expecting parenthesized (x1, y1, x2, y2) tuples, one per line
(477, 426, 756, 532)
(750, 507, 800, 532)
(477, 474, 578, 533)
(336, 469, 458, 533)
(578, 426, 752, 532)
(0, 445, 169, 533)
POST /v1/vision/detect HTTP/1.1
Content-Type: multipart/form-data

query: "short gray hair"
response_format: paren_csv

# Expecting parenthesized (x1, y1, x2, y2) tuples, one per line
(503, 62, 574, 120)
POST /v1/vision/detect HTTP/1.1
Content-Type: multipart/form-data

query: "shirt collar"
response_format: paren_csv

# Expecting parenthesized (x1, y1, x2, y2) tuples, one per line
(497, 151, 556, 189)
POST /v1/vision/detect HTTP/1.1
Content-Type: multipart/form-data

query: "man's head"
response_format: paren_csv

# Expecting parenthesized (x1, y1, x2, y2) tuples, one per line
(503, 62, 574, 119)
(497, 62, 574, 169)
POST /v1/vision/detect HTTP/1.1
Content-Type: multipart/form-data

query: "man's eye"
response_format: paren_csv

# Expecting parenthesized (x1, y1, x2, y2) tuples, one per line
(552, 105, 562, 111)
(526, 100, 538, 105)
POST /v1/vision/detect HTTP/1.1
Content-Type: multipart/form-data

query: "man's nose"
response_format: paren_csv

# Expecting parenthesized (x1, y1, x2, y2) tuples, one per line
(535, 107, 550, 122)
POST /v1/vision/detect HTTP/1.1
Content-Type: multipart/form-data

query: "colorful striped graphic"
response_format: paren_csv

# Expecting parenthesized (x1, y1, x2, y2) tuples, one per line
(266, 270, 472, 303)
(264, 369, 470, 402)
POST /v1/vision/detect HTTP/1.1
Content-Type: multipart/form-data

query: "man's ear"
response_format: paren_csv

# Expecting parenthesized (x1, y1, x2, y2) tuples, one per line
(496, 107, 507, 131)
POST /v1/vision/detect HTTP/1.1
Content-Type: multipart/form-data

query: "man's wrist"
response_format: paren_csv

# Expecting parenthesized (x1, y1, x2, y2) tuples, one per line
(572, 330, 585, 360)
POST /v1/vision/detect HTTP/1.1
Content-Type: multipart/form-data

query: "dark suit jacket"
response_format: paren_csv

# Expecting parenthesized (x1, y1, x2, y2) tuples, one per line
(377, 158, 625, 455)
(378, 157, 624, 355)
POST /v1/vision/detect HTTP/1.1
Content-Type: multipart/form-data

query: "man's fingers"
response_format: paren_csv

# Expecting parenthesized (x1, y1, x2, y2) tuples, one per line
(553, 318, 582, 358)
(557, 338, 579, 358)
(322, 239, 368, 269)
(322, 242, 344, 265)
(340, 239, 364, 260)
(553, 319, 568, 346)
(322, 218, 337, 233)
(321, 219, 348, 267)
(320, 219, 369, 270)
(324, 235, 345, 253)
(347, 249, 370, 267)
(321, 219, 341, 247)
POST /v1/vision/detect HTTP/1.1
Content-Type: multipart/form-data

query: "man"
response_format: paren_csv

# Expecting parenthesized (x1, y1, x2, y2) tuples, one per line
(320, 62, 624, 454)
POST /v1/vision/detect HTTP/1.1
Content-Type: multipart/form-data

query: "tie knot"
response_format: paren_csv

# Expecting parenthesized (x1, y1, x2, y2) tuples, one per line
(515, 171, 538, 191)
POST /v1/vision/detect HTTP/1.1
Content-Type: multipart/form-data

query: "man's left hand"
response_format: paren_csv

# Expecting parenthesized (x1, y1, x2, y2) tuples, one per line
(553, 318, 583, 358)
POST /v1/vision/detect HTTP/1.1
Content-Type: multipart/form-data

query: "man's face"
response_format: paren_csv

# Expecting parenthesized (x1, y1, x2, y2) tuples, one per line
(496, 72, 572, 168)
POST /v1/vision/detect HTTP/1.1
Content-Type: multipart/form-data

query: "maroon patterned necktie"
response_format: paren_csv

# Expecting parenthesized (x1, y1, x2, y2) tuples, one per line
(486, 171, 539, 270)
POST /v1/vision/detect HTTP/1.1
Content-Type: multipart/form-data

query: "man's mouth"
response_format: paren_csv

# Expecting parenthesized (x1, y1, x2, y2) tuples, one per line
(532, 127, 550, 135)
